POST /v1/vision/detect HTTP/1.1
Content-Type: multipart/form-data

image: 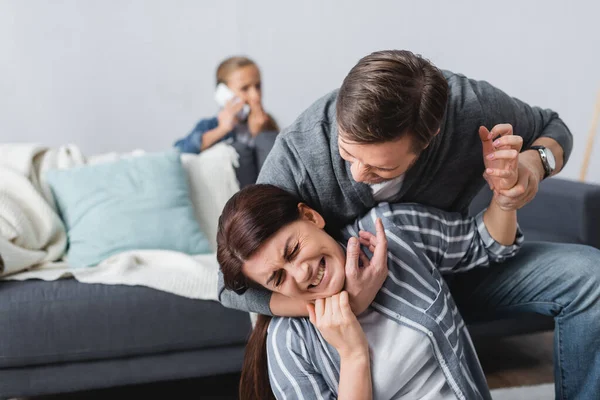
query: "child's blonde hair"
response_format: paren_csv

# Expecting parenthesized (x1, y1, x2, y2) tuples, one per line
(216, 56, 257, 86)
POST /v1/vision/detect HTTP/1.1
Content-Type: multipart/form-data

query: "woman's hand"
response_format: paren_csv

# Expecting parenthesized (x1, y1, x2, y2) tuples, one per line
(309, 292, 373, 400)
(344, 218, 388, 316)
(307, 291, 369, 359)
(217, 98, 245, 135)
(479, 124, 521, 192)
(248, 100, 270, 136)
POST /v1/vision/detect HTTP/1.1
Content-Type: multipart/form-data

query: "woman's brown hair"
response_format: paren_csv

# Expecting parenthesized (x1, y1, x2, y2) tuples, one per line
(217, 184, 302, 400)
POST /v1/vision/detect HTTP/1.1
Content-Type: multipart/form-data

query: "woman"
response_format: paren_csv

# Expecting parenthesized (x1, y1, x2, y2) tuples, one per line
(217, 177, 522, 398)
(174, 56, 279, 187)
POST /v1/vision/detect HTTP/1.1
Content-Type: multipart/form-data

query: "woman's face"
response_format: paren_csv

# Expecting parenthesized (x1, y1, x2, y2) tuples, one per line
(242, 204, 346, 302)
(226, 64, 262, 105)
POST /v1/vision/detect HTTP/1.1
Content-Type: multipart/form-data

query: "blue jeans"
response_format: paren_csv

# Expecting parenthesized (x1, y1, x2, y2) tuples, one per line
(449, 242, 600, 400)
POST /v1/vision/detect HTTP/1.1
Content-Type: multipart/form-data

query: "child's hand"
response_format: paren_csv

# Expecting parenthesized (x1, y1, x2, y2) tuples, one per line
(217, 98, 245, 134)
(248, 100, 270, 136)
(479, 125, 522, 191)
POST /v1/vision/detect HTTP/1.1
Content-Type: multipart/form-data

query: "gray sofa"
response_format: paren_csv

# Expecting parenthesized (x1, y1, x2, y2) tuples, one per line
(1, 177, 599, 398)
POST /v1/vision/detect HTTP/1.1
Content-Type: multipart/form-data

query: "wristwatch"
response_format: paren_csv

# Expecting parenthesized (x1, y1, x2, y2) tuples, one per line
(530, 145, 556, 179)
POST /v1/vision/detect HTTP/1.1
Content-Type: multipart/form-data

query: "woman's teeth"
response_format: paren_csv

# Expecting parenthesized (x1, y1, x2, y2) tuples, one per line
(311, 262, 325, 287)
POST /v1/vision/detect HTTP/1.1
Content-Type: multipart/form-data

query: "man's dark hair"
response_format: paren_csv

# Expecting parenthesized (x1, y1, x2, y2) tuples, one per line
(336, 50, 449, 152)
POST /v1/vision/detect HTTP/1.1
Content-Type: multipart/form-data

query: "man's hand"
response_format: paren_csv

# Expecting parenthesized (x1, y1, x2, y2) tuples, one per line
(479, 124, 541, 211)
(493, 158, 541, 211)
(344, 218, 388, 316)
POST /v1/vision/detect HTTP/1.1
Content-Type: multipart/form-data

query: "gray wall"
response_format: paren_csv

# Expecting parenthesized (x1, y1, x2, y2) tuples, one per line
(1, 0, 599, 182)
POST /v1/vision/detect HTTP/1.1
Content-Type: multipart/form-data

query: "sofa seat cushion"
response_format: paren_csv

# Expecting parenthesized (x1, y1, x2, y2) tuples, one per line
(0, 279, 251, 369)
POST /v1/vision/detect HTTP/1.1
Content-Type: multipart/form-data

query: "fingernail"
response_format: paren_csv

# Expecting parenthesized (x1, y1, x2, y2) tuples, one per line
(486, 154, 494, 160)
(486, 168, 493, 174)
(348, 237, 357, 247)
(493, 140, 500, 147)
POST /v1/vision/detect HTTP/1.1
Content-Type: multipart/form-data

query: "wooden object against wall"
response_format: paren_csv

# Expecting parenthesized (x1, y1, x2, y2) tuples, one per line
(580, 88, 600, 181)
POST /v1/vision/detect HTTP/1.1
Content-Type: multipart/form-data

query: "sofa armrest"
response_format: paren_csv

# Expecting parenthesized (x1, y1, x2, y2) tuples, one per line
(517, 178, 600, 249)
(470, 178, 600, 249)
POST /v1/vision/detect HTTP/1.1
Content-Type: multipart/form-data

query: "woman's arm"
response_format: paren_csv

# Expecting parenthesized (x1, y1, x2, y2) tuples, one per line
(267, 317, 338, 399)
(308, 292, 372, 400)
(338, 354, 371, 400)
(479, 124, 520, 245)
(482, 200, 517, 246)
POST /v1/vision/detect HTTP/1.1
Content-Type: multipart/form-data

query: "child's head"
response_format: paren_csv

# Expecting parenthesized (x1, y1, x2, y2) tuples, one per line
(217, 184, 346, 302)
(216, 56, 262, 105)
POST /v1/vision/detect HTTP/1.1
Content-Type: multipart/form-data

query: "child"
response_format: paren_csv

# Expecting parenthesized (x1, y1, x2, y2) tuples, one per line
(174, 56, 279, 187)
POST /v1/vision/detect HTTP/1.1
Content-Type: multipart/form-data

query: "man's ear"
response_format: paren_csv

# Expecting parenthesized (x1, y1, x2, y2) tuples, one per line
(422, 129, 441, 150)
(298, 203, 325, 229)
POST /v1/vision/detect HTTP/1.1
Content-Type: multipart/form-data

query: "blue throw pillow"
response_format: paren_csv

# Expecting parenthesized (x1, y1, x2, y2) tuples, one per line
(46, 150, 211, 267)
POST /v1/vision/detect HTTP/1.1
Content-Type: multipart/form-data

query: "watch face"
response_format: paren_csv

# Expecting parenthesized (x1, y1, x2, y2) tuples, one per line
(544, 148, 556, 170)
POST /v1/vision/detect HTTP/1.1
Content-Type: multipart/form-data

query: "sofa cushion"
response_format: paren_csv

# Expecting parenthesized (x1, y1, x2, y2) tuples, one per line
(0, 279, 252, 369)
(46, 151, 211, 268)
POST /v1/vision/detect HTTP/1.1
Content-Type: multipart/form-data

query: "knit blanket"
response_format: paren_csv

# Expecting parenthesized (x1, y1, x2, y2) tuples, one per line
(0, 143, 239, 301)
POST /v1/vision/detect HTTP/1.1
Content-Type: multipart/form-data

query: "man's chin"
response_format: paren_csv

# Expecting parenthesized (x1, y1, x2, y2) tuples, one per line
(364, 177, 393, 185)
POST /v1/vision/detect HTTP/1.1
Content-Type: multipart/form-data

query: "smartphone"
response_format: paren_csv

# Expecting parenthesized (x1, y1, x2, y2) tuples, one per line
(214, 83, 250, 120)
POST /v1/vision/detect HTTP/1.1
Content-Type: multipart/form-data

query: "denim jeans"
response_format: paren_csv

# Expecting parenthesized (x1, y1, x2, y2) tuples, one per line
(448, 241, 600, 399)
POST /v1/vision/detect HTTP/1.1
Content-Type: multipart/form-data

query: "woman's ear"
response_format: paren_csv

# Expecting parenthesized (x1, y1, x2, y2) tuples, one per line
(298, 203, 325, 228)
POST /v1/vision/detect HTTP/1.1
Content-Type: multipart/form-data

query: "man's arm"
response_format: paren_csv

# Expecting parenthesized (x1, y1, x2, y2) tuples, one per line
(474, 78, 572, 171)
(473, 78, 572, 210)
(217, 270, 273, 315)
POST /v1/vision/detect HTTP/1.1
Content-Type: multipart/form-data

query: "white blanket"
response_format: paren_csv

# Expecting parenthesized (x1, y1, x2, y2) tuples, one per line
(0, 143, 240, 301)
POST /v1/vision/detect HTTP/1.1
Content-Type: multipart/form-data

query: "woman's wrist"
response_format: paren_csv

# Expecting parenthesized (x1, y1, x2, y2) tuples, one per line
(338, 344, 369, 361)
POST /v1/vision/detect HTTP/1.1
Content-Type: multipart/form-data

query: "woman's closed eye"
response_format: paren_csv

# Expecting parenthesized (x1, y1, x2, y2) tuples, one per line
(267, 269, 286, 288)
(285, 242, 300, 262)
(267, 241, 300, 288)
(274, 270, 285, 287)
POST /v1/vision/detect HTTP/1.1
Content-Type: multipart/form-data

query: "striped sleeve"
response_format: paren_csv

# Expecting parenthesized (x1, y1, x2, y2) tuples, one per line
(379, 203, 523, 273)
(267, 318, 335, 400)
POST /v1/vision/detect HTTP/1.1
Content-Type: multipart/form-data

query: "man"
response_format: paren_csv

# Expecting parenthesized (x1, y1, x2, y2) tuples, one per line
(219, 50, 600, 399)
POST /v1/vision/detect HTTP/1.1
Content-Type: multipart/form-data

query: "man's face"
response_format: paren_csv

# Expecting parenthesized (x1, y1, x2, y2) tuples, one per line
(338, 133, 420, 184)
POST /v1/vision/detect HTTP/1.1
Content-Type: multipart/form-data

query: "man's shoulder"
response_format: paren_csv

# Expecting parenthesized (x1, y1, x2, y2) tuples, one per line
(442, 69, 502, 105)
(278, 89, 337, 141)
(258, 89, 339, 182)
(442, 70, 478, 100)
